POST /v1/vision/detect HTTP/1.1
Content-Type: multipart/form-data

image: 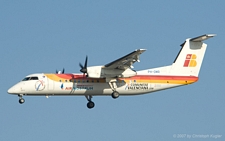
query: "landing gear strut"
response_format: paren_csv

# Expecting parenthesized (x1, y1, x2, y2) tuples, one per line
(18, 94, 25, 104)
(85, 95, 95, 109)
(108, 79, 120, 99)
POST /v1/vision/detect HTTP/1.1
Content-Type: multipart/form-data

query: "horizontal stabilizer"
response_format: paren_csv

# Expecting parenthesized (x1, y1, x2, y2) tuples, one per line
(190, 34, 216, 42)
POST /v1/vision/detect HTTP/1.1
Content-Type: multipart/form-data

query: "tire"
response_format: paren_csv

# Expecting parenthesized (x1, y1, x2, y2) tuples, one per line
(19, 98, 25, 104)
(112, 91, 119, 99)
(87, 101, 95, 109)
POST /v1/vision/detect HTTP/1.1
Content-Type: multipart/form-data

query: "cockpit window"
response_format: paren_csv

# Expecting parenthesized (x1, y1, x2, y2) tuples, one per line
(30, 77, 38, 80)
(22, 77, 30, 81)
(22, 77, 39, 81)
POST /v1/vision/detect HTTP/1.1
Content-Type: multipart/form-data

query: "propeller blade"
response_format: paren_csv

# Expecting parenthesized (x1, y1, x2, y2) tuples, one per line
(84, 56, 88, 69)
(56, 68, 65, 74)
(79, 56, 88, 73)
(79, 63, 84, 69)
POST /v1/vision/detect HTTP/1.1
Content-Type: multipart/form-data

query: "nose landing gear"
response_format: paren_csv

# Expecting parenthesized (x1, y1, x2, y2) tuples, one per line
(18, 94, 25, 104)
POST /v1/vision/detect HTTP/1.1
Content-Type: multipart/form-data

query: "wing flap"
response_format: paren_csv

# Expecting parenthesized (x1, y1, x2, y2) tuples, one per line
(104, 49, 146, 70)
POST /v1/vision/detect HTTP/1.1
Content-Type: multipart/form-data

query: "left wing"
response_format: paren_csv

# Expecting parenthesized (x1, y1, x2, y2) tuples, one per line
(104, 49, 146, 70)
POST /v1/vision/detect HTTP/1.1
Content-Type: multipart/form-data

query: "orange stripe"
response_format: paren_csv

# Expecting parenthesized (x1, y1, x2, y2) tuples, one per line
(45, 74, 198, 84)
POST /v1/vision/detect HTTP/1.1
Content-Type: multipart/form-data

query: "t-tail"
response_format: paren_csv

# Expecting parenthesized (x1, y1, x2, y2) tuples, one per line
(170, 34, 215, 77)
(140, 34, 216, 78)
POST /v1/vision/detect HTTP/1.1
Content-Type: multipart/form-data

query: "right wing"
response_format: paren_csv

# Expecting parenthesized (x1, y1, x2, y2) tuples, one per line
(104, 49, 146, 70)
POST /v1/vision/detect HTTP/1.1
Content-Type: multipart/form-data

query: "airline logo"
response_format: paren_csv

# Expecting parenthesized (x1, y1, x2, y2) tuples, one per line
(183, 54, 197, 67)
(35, 80, 45, 91)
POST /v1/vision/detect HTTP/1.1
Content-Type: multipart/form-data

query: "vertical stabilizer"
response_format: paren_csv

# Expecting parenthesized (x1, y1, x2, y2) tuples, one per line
(171, 34, 215, 76)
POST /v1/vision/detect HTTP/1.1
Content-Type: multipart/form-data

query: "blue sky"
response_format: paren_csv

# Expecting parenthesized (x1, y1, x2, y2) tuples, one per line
(1, 1, 224, 141)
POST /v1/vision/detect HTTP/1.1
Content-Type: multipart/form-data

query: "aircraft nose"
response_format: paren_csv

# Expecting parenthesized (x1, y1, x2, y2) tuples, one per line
(8, 85, 19, 94)
(7, 87, 15, 94)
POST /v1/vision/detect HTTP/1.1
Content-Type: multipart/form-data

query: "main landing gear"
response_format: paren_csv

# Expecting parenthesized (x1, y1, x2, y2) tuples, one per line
(85, 95, 95, 109)
(108, 80, 120, 99)
(112, 91, 119, 99)
(85, 80, 120, 109)
(18, 94, 25, 104)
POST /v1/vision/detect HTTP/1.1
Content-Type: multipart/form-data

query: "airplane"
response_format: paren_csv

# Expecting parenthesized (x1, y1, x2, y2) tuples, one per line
(7, 34, 215, 109)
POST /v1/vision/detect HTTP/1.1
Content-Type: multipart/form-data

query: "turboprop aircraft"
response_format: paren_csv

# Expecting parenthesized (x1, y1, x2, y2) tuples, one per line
(8, 34, 215, 109)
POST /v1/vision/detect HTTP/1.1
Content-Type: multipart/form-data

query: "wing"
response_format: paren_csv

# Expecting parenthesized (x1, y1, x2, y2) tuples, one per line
(104, 49, 146, 70)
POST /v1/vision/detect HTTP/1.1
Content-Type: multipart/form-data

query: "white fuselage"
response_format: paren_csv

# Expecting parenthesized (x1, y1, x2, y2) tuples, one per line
(8, 69, 198, 97)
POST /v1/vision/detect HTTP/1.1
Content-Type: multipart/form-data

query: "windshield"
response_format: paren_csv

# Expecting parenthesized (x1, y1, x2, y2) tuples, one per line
(22, 77, 39, 81)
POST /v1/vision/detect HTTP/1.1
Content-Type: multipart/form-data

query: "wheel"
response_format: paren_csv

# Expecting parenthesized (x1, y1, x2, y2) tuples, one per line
(87, 101, 95, 109)
(112, 91, 119, 99)
(19, 98, 25, 104)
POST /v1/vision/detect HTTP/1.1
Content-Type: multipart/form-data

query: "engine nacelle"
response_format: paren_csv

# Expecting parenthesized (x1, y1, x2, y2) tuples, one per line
(87, 66, 137, 78)
(87, 66, 102, 78)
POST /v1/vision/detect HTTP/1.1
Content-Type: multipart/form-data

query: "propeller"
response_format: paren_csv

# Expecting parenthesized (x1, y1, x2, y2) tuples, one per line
(56, 68, 65, 74)
(79, 56, 88, 74)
